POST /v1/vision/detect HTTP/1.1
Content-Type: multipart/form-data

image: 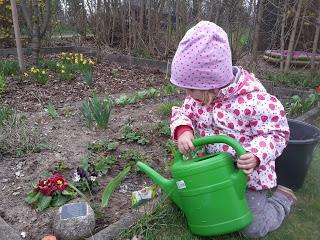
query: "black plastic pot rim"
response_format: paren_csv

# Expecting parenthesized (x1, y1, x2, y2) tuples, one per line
(288, 138, 320, 144)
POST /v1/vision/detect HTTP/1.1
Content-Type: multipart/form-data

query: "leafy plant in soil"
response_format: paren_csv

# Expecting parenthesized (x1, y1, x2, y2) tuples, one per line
(82, 69, 94, 87)
(87, 140, 119, 153)
(159, 119, 171, 136)
(80, 94, 113, 129)
(286, 93, 320, 118)
(26, 174, 77, 211)
(0, 110, 46, 156)
(28, 67, 48, 84)
(93, 155, 116, 175)
(46, 102, 59, 119)
(0, 60, 19, 76)
(157, 96, 183, 116)
(122, 124, 149, 145)
(0, 74, 7, 95)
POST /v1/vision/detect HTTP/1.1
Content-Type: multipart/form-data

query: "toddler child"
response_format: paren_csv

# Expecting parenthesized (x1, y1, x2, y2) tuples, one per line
(170, 21, 296, 238)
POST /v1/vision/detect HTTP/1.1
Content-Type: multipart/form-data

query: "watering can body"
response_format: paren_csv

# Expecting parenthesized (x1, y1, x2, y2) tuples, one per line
(136, 135, 252, 236)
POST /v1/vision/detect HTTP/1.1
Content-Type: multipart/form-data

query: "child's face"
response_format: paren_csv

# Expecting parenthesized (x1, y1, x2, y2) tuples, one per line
(185, 89, 220, 102)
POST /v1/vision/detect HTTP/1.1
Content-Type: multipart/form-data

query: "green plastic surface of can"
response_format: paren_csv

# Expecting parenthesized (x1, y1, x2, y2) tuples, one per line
(136, 135, 252, 236)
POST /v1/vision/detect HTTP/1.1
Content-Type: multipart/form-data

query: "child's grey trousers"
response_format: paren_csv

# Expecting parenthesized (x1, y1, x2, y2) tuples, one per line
(241, 189, 293, 238)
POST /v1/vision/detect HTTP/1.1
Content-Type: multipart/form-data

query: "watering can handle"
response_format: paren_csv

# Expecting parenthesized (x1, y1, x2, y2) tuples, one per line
(175, 135, 247, 162)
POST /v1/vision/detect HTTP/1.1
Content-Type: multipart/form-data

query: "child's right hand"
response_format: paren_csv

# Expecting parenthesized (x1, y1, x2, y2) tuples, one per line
(177, 131, 195, 155)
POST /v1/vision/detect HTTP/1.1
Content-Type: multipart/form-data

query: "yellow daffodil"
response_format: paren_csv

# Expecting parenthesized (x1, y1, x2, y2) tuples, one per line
(57, 63, 60, 67)
(89, 59, 94, 65)
(83, 60, 87, 65)
(23, 72, 29, 77)
(61, 52, 66, 56)
(61, 69, 65, 74)
(31, 67, 35, 72)
(61, 65, 65, 69)
(75, 59, 78, 64)
(42, 70, 46, 75)
(66, 57, 70, 61)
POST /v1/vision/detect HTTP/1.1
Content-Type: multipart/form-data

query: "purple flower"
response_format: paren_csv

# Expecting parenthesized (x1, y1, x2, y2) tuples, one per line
(77, 167, 87, 178)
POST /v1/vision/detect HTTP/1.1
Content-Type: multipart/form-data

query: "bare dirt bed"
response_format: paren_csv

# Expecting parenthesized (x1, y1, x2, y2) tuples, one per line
(0, 59, 172, 239)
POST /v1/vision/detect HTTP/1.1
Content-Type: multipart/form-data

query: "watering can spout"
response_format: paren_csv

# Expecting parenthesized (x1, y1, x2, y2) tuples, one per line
(136, 161, 182, 209)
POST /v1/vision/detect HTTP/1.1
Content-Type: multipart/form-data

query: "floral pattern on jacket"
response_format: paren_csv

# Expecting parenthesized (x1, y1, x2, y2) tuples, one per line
(170, 68, 290, 190)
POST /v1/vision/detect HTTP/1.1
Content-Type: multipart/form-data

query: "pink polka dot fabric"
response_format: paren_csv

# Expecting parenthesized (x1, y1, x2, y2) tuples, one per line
(170, 21, 234, 90)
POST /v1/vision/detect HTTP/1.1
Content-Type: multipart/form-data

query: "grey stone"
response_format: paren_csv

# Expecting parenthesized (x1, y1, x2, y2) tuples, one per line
(0, 216, 22, 240)
(53, 201, 95, 240)
(87, 213, 138, 240)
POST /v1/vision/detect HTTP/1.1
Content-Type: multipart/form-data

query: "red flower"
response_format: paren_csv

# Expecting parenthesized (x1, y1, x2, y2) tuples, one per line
(34, 174, 68, 196)
(315, 86, 320, 93)
(53, 174, 68, 192)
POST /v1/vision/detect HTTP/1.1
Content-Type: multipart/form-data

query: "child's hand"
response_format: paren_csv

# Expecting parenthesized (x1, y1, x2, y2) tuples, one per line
(237, 153, 259, 174)
(177, 131, 195, 155)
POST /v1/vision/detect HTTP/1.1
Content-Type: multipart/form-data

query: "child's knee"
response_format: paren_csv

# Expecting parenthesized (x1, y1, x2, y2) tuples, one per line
(241, 216, 268, 239)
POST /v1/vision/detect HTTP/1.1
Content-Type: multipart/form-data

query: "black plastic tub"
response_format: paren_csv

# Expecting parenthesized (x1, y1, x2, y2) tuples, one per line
(276, 119, 320, 190)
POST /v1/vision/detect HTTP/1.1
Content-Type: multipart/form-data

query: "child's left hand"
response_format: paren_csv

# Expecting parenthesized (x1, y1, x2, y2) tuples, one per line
(237, 153, 259, 174)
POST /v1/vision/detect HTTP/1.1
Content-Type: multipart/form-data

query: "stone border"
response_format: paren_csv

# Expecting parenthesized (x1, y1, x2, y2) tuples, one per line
(0, 216, 22, 240)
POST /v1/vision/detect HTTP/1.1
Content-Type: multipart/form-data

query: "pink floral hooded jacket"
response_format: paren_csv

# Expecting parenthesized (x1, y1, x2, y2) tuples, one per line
(170, 67, 290, 190)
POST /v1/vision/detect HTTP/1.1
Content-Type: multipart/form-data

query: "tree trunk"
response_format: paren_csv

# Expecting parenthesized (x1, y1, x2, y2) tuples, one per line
(214, 0, 222, 24)
(31, 2, 40, 63)
(311, 8, 320, 70)
(284, 0, 303, 72)
(96, 0, 102, 63)
(294, 6, 306, 51)
(10, 0, 25, 72)
(252, 0, 264, 62)
(280, 0, 288, 71)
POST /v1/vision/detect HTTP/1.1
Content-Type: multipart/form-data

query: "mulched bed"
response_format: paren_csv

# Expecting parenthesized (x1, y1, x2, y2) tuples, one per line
(0, 54, 173, 239)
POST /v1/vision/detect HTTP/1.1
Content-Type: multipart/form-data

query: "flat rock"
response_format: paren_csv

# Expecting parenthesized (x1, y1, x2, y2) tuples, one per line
(53, 200, 95, 240)
(0, 216, 22, 240)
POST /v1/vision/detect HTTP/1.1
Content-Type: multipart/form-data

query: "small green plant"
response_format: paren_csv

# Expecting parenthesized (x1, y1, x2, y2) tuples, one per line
(38, 59, 60, 72)
(101, 165, 131, 208)
(46, 102, 59, 118)
(163, 84, 179, 96)
(267, 72, 320, 89)
(54, 161, 67, 172)
(80, 94, 113, 129)
(0, 74, 7, 95)
(159, 119, 171, 136)
(87, 140, 119, 153)
(114, 88, 160, 106)
(29, 67, 48, 84)
(93, 155, 116, 175)
(25, 173, 77, 211)
(71, 157, 99, 194)
(122, 149, 146, 163)
(157, 96, 182, 116)
(0, 60, 19, 76)
(0, 104, 14, 125)
(286, 93, 320, 118)
(122, 124, 149, 145)
(0, 110, 46, 156)
(82, 69, 94, 87)
(59, 64, 74, 81)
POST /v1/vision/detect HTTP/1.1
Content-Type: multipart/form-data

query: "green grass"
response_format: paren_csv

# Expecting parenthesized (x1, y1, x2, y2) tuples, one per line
(266, 72, 320, 89)
(117, 121, 320, 240)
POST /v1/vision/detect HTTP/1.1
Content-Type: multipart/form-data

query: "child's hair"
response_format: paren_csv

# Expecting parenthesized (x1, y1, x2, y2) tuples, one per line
(203, 90, 218, 105)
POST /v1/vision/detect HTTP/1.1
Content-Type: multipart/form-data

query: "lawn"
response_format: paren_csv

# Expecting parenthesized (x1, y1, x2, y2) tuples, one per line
(117, 121, 320, 240)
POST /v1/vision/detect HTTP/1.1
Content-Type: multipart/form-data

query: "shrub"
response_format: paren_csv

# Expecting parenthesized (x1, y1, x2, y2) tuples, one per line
(0, 74, 7, 95)
(285, 93, 320, 118)
(267, 72, 320, 89)
(0, 111, 46, 156)
(0, 60, 19, 76)
(80, 95, 113, 129)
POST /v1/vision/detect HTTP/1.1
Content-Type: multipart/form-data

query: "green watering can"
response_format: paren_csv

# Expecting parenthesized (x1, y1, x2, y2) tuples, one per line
(136, 135, 252, 236)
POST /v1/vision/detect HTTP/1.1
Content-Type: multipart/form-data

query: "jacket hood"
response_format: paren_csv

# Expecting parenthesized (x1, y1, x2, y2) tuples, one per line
(216, 67, 267, 100)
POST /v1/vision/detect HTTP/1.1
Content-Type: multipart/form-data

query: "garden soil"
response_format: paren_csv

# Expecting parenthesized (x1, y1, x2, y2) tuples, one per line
(0, 59, 172, 239)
